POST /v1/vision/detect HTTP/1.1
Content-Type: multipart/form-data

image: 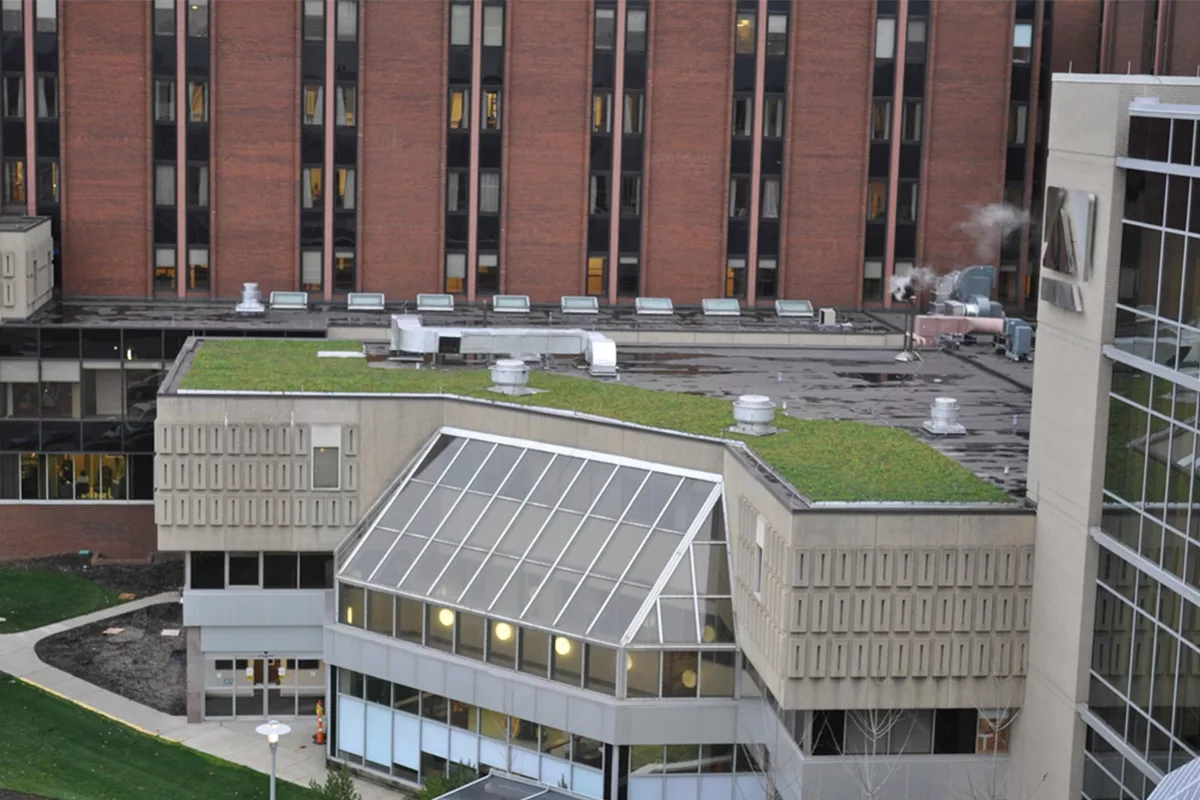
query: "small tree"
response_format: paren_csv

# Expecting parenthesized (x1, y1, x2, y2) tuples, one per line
(416, 762, 478, 800)
(309, 764, 363, 800)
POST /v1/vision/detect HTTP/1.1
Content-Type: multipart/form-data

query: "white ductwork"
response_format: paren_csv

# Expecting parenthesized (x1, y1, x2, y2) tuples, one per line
(490, 359, 531, 395)
(923, 397, 966, 435)
(389, 315, 618, 377)
(235, 282, 265, 315)
(731, 395, 778, 436)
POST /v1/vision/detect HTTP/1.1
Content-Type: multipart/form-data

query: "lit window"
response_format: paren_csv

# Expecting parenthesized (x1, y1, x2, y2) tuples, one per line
(1008, 103, 1028, 145)
(336, 167, 355, 210)
(445, 252, 466, 293)
(906, 18, 926, 61)
(732, 96, 753, 137)
(478, 253, 499, 292)
(4, 160, 25, 205)
(335, 86, 355, 126)
(188, 247, 209, 290)
(729, 177, 749, 218)
(187, 0, 208, 37)
(334, 250, 355, 293)
(448, 87, 469, 130)
(761, 178, 780, 220)
(586, 256, 606, 296)
(735, 12, 755, 55)
(757, 258, 778, 299)
(483, 90, 501, 130)
(155, 165, 175, 207)
(593, 91, 612, 133)
(188, 81, 207, 123)
(447, 171, 469, 212)
(3, 76, 21, 119)
(763, 97, 784, 138)
(450, 3, 471, 46)
(154, 80, 175, 123)
(155, 248, 176, 291)
(626, 8, 646, 53)
(589, 174, 609, 215)
(303, 84, 323, 125)
(902, 100, 923, 142)
(479, 172, 500, 213)
(624, 92, 644, 134)
(483, 4, 503, 47)
(594, 8, 615, 50)
(766, 13, 787, 56)
(1013, 22, 1032, 63)
(871, 99, 891, 141)
(866, 180, 887, 221)
(726, 257, 746, 298)
(619, 174, 641, 215)
(875, 17, 895, 59)
(302, 167, 322, 209)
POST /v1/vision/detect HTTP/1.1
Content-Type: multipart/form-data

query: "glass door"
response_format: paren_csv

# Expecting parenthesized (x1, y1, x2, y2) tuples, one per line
(234, 657, 266, 718)
(267, 657, 296, 717)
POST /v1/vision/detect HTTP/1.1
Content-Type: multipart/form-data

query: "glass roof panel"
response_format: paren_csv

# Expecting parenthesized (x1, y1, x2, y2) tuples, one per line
(626, 530, 683, 586)
(589, 582, 653, 641)
(497, 450, 554, 500)
(527, 510, 585, 565)
(590, 467, 649, 520)
(692, 543, 732, 596)
(399, 541, 459, 593)
(432, 492, 490, 545)
(663, 552, 694, 595)
(592, 523, 652, 580)
(702, 499, 726, 542)
(405, 485, 462, 536)
(376, 481, 432, 532)
(700, 597, 736, 644)
(559, 461, 616, 513)
(468, 444, 524, 495)
(460, 497, 521, 550)
(428, 546, 487, 602)
(343, 527, 400, 580)
(521, 567, 583, 626)
(490, 561, 548, 618)
(528, 456, 584, 506)
(657, 479, 716, 532)
(440, 440, 495, 489)
(659, 596, 700, 643)
(457, 552, 520, 607)
(372, 534, 429, 588)
(558, 516, 617, 572)
(494, 504, 551, 557)
(631, 605, 661, 643)
(623, 472, 683, 527)
(554, 575, 616, 632)
(412, 435, 465, 481)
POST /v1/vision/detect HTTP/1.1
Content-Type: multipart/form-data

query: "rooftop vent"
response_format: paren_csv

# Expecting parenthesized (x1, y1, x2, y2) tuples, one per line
(923, 397, 966, 436)
(731, 395, 778, 436)
(235, 282, 265, 315)
(489, 358, 536, 396)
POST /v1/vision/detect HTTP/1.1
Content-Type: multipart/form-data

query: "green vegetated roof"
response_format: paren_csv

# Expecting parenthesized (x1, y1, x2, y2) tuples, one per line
(179, 339, 1012, 504)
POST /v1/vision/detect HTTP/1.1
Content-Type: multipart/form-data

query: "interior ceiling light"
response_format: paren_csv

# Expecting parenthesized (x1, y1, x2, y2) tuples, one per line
(554, 637, 573, 656)
(702, 625, 717, 643)
(438, 608, 455, 628)
(681, 669, 698, 689)
(494, 622, 513, 642)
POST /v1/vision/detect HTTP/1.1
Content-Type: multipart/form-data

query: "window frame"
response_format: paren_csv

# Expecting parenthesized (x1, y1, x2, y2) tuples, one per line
(619, 173, 641, 217)
(479, 171, 501, 214)
(302, 83, 324, 126)
(311, 446, 341, 491)
(187, 80, 208, 123)
(2, 75, 22, 119)
(866, 180, 887, 222)
(1012, 22, 1033, 64)
(1008, 102, 1028, 146)
(35, 75, 56, 120)
(482, 88, 502, 131)
(766, 12, 787, 56)
(901, 100, 923, 143)
(763, 96, 785, 139)
(905, 18, 927, 61)
(447, 170, 470, 213)
(302, 0, 325, 41)
(449, 3, 471, 47)
(186, 163, 209, 209)
(729, 176, 750, 219)
(482, 3, 504, 48)
(594, 7, 615, 50)
(589, 173, 610, 216)
(735, 11, 756, 56)
(761, 177, 781, 221)
(897, 181, 919, 223)
(875, 17, 896, 60)
(448, 86, 470, 130)
(626, 8, 647, 53)
(592, 91, 613, 134)
(623, 91, 645, 135)
(732, 95, 753, 138)
(155, 164, 176, 208)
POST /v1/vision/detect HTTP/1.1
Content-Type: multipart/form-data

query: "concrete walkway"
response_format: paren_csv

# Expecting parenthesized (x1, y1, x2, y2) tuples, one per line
(0, 593, 403, 800)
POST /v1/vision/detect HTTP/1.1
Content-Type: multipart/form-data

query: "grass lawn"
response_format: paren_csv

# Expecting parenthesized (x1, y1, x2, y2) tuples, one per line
(0, 569, 124, 633)
(180, 339, 1010, 503)
(0, 673, 315, 800)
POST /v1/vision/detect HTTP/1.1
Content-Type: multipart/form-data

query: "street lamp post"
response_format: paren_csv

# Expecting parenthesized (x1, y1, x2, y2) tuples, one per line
(255, 719, 292, 800)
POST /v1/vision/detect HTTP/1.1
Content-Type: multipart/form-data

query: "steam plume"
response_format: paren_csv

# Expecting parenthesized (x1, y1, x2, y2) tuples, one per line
(890, 265, 938, 303)
(958, 203, 1030, 261)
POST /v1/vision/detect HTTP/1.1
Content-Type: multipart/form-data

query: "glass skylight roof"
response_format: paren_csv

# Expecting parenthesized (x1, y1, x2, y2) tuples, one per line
(339, 427, 734, 647)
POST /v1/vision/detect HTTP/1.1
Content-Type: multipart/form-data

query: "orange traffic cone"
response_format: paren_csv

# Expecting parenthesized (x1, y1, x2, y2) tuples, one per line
(315, 700, 326, 746)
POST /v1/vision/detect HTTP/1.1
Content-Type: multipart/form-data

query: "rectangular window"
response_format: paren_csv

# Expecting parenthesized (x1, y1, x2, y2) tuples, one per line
(906, 18, 926, 60)
(312, 447, 340, 490)
(302, 167, 322, 208)
(188, 81, 207, 122)
(334, 251, 355, 292)
(1008, 103, 1028, 145)
(871, 99, 891, 141)
(867, 180, 886, 221)
(0, 0, 19, 32)
(154, 80, 175, 123)
(478, 253, 498, 290)
(586, 256, 606, 296)
(445, 252, 466, 293)
(186, 165, 208, 207)
(482, 90, 501, 130)
(763, 97, 784, 138)
(6, 161, 27, 205)
(875, 17, 896, 59)
(303, 0, 324, 40)
(624, 92, 644, 134)
(335, 167, 355, 210)
(189, 248, 209, 290)
(626, 8, 646, 53)
(187, 0, 208, 37)
(729, 177, 750, 218)
(301, 250, 323, 291)
(448, 87, 469, 130)
(35, 0, 55, 33)
(898, 181, 919, 222)
(155, 248, 176, 291)
(37, 160, 58, 204)
(902, 100, 923, 142)
(619, 174, 641, 215)
(726, 257, 746, 298)
(1004, 181, 1023, 209)
(761, 177, 780, 220)
(450, 3, 471, 46)
(3, 76, 21, 119)
(594, 8, 615, 50)
(479, 172, 500, 213)
(155, 165, 175, 207)
(766, 13, 787, 56)
(735, 12, 755, 55)
(335, 86, 355, 126)
(732, 96, 753, 137)
(153, 0, 174, 36)
(303, 84, 323, 125)
(754, 544, 764, 594)
(589, 174, 609, 215)
(336, 0, 357, 42)
(1013, 22, 1033, 63)
(482, 4, 503, 47)
(593, 92, 612, 133)
(447, 171, 469, 212)
(757, 257, 778, 299)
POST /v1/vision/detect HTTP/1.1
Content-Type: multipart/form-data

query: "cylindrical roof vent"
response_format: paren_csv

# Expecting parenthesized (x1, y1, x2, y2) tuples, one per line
(235, 282, 265, 315)
(923, 396, 967, 436)
(490, 358, 530, 395)
(732, 395, 777, 436)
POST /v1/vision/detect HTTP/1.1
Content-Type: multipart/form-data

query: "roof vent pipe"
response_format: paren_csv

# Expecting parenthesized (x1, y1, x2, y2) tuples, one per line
(490, 358, 532, 395)
(731, 395, 778, 436)
(235, 282, 265, 315)
(923, 397, 967, 435)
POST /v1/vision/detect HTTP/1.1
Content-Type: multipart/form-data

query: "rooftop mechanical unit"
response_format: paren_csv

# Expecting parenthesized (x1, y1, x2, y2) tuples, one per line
(933, 265, 1003, 318)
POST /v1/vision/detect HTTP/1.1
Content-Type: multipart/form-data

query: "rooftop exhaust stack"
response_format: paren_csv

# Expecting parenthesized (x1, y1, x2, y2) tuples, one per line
(489, 359, 533, 395)
(923, 397, 967, 436)
(731, 395, 778, 436)
(235, 282, 265, 315)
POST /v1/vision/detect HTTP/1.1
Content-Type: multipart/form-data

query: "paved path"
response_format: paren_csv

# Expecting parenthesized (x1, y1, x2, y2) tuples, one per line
(0, 594, 403, 800)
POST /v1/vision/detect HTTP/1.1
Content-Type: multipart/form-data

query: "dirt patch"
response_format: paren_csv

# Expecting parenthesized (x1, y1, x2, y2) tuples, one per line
(35, 602, 186, 716)
(5, 554, 182, 598)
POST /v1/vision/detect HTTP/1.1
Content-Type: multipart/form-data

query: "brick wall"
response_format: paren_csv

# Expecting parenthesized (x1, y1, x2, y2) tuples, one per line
(61, 0, 151, 299)
(1049, 0, 1102, 74)
(358, 0, 445, 300)
(783, 0, 872, 307)
(212, 0, 300, 299)
(1108, 0, 1155, 74)
(0, 504, 157, 561)
(1165, 0, 1200, 76)
(503, 0, 590, 302)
